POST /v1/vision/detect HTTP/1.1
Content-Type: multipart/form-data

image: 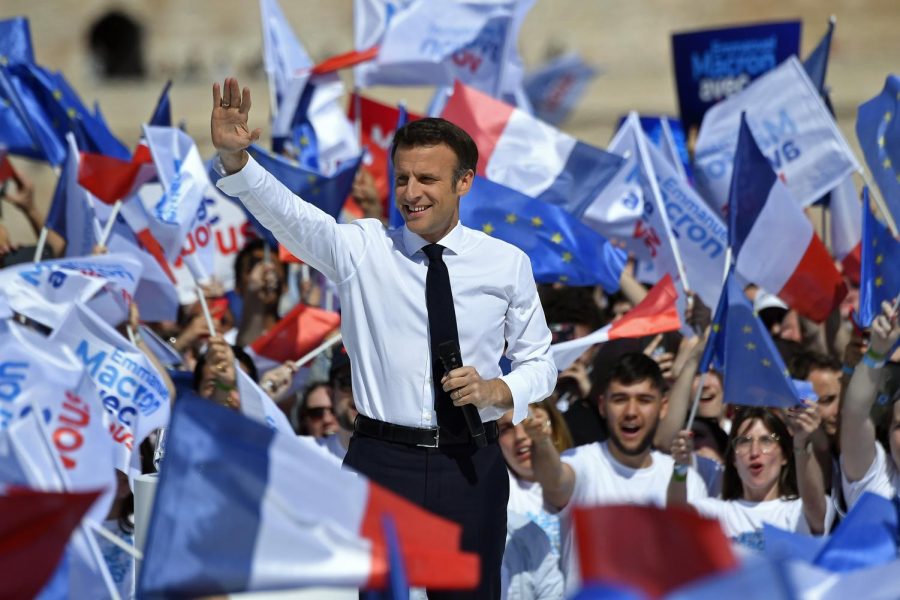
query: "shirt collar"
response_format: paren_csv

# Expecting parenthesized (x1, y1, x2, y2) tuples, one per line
(401, 220, 469, 257)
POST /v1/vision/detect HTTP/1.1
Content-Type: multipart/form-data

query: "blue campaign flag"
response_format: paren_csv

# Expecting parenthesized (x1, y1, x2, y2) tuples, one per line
(802, 17, 835, 96)
(460, 176, 627, 289)
(856, 74, 900, 232)
(45, 134, 99, 257)
(671, 20, 801, 130)
(247, 145, 362, 220)
(857, 187, 900, 327)
(149, 80, 172, 127)
(0, 66, 66, 164)
(388, 103, 408, 229)
(0, 17, 35, 65)
(698, 270, 800, 408)
(813, 492, 900, 572)
(524, 52, 597, 126)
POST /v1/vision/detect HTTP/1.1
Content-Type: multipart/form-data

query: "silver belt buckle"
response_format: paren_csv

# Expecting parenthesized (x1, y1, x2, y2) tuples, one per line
(417, 427, 440, 448)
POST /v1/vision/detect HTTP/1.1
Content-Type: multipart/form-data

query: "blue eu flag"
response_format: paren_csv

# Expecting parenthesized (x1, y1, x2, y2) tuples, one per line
(856, 75, 900, 232)
(857, 187, 900, 327)
(460, 176, 626, 290)
(698, 270, 800, 408)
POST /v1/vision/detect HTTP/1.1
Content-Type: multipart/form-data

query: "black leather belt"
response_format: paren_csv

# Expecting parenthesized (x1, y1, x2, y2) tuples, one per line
(354, 414, 499, 448)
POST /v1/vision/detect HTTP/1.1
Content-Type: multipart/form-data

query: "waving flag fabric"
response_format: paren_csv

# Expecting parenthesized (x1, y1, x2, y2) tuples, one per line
(138, 393, 479, 597)
(856, 74, 900, 233)
(461, 176, 627, 288)
(0, 322, 116, 523)
(729, 115, 847, 322)
(857, 188, 900, 327)
(699, 270, 800, 409)
(694, 56, 859, 213)
(524, 53, 597, 126)
(0, 66, 66, 164)
(6, 62, 129, 160)
(45, 133, 100, 258)
(246, 144, 362, 220)
(802, 18, 835, 96)
(0, 489, 101, 600)
(148, 80, 172, 127)
(0, 16, 35, 65)
(829, 176, 863, 280)
(142, 125, 208, 262)
(550, 274, 681, 371)
(387, 102, 409, 228)
(442, 81, 623, 217)
(50, 302, 171, 479)
(356, 0, 533, 107)
(249, 303, 341, 364)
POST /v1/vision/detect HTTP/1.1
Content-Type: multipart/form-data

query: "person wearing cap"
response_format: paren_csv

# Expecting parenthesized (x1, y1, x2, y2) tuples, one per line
(210, 77, 556, 599)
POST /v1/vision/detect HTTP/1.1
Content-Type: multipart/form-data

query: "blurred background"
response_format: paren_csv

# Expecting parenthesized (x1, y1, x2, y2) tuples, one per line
(2, 0, 898, 242)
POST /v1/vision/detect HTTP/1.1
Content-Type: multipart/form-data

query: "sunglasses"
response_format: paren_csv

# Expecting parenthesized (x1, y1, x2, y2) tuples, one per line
(304, 406, 333, 420)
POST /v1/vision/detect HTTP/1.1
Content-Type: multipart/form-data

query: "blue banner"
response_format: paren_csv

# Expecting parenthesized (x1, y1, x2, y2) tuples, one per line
(671, 20, 801, 130)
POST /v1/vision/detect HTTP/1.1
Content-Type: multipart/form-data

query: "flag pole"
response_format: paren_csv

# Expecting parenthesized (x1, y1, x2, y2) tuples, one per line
(33, 227, 48, 262)
(685, 371, 706, 431)
(630, 112, 692, 294)
(96, 200, 123, 248)
(291, 331, 342, 369)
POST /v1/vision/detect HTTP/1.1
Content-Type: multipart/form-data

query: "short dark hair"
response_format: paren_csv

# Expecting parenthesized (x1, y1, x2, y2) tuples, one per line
(722, 407, 798, 501)
(390, 118, 478, 188)
(604, 352, 666, 395)
(789, 351, 842, 380)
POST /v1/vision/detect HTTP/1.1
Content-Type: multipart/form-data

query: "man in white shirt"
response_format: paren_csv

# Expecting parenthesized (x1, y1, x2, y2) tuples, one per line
(210, 78, 557, 599)
(527, 353, 706, 594)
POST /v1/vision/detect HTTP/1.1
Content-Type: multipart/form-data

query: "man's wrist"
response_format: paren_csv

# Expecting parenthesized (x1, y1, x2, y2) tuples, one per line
(217, 150, 249, 175)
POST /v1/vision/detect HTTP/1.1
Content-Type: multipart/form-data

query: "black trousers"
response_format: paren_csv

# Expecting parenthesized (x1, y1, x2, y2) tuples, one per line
(343, 433, 509, 600)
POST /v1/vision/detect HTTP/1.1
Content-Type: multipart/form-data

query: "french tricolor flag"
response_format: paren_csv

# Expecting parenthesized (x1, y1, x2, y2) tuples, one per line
(441, 81, 623, 217)
(730, 114, 847, 322)
(138, 394, 479, 597)
(551, 274, 682, 371)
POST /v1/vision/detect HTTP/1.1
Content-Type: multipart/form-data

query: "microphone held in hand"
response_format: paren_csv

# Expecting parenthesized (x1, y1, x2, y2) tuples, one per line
(438, 340, 487, 448)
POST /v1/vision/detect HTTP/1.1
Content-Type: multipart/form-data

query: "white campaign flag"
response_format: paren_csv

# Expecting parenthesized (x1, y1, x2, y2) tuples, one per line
(236, 368, 295, 436)
(357, 0, 533, 105)
(0, 253, 144, 328)
(50, 303, 170, 479)
(0, 322, 115, 525)
(142, 126, 208, 262)
(694, 56, 859, 213)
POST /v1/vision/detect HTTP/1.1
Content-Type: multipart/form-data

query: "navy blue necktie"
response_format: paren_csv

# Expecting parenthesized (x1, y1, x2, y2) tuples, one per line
(422, 244, 467, 438)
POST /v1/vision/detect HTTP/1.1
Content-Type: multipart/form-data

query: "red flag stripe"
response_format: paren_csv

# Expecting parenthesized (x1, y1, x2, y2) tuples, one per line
(249, 303, 341, 363)
(78, 152, 143, 204)
(441, 81, 515, 176)
(778, 236, 848, 322)
(313, 46, 379, 75)
(608, 273, 681, 339)
(360, 483, 479, 590)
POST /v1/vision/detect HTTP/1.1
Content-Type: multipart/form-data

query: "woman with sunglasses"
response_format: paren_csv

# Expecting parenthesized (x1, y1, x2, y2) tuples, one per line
(667, 405, 827, 550)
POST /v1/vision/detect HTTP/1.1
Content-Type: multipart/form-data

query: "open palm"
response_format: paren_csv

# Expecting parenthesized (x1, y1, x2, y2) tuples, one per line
(211, 77, 262, 154)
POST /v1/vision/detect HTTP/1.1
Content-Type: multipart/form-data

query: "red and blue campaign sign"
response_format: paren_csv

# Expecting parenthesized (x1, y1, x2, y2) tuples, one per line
(671, 20, 801, 130)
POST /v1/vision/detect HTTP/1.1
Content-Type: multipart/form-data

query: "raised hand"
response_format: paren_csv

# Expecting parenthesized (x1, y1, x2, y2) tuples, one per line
(211, 77, 262, 172)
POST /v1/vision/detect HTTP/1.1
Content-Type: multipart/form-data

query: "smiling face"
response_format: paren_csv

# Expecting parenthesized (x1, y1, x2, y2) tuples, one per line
(693, 371, 724, 420)
(600, 378, 667, 468)
(498, 407, 549, 481)
(808, 368, 841, 439)
(732, 418, 786, 502)
(393, 143, 473, 243)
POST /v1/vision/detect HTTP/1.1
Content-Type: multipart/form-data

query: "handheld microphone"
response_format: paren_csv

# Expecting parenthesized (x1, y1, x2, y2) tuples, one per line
(438, 340, 487, 448)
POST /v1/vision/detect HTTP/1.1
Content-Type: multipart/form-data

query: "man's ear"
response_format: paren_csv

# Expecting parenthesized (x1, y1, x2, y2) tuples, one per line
(659, 394, 669, 420)
(455, 169, 474, 197)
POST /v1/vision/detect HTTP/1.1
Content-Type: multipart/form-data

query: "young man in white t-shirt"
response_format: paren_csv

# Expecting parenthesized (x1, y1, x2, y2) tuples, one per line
(526, 353, 707, 594)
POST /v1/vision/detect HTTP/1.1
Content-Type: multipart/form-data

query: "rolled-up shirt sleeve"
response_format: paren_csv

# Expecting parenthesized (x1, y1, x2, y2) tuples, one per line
(216, 155, 368, 283)
(501, 253, 557, 424)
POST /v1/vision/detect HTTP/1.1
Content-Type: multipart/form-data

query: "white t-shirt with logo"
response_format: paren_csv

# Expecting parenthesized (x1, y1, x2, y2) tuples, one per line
(691, 496, 807, 552)
(557, 441, 708, 595)
(842, 442, 900, 508)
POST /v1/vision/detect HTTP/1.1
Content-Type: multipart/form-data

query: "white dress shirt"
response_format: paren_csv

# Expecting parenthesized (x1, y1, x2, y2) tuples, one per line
(217, 156, 556, 427)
